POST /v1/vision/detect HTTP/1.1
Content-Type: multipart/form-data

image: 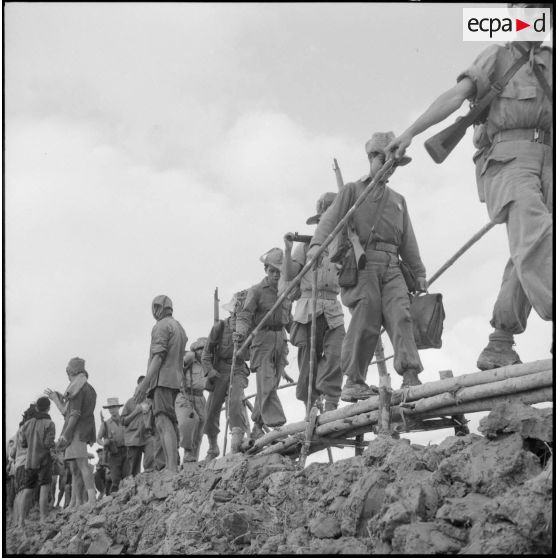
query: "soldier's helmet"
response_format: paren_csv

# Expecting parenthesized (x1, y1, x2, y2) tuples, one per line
(222, 290, 248, 315)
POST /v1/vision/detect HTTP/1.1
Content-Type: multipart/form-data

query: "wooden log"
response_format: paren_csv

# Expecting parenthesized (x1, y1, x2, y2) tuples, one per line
(250, 359, 551, 452)
(408, 370, 552, 415)
(258, 387, 553, 458)
(416, 387, 553, 419)
(375, 337, 392, 436)
(315, 382, 552, 439)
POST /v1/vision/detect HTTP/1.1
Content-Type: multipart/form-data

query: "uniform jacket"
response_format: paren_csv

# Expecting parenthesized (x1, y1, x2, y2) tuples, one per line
(311, 182, 426, 281)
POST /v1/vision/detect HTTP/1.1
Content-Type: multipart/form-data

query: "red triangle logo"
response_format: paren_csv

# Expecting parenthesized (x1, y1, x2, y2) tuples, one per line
(516, 18, 530, 32)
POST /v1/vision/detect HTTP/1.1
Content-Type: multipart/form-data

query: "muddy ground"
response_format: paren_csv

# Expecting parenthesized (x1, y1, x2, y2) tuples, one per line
(6, 402, 553, 555)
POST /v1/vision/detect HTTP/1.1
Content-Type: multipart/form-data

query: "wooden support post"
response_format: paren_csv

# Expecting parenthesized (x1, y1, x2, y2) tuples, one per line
(375, 336, 392, 436)
(439, 369, 470, 436)
(355, 434, 364, 456)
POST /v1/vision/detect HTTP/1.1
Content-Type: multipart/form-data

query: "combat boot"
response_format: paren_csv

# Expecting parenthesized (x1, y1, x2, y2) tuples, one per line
(323, 399, 338, 413)
(250, 423, 265, 441)
(205, 436, 220, 460)
(182, 450, 196, 464)
(477, 330, 521, 371)
(341, 382, 379, 403)
(400, 369, 421, 388)
(230, 427, 244, 453)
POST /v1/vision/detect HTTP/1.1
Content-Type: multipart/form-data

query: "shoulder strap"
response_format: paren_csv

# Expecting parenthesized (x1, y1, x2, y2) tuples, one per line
(363, 185, 390, 250)
(473, 42, 538, 115)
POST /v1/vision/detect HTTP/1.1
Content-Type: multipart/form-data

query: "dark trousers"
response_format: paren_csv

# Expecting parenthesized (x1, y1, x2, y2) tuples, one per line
(126, 446, 144, 477)
(107, 446, 127, 492)
(292, 315, 344, 406)
(204, 361, 249, 437)
(340, 253, 423, 384)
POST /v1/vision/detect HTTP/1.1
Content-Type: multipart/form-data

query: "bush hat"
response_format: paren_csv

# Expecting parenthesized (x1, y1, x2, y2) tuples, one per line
(306, 192, 337, 225)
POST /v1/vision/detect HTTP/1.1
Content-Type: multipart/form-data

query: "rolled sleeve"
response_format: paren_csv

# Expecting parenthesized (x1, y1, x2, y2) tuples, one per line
(457, 44, 500, 103)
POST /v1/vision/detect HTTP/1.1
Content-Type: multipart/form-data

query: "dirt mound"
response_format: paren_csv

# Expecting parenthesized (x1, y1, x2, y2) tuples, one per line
(6, 402, 553, 555)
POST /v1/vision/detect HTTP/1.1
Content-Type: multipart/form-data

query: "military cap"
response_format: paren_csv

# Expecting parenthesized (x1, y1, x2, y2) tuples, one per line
(190, 337, 208, 351)
(259, 247, 283, 270)
(365, 131, 412, 166)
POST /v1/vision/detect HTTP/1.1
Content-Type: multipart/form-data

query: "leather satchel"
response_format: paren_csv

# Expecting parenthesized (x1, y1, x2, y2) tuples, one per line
(410, 292, 445, 350)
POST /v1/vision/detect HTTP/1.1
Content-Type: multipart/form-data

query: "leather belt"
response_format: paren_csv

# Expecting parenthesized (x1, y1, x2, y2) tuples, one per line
(220, 357, 233, 364)
(261, 325, 284, 331)
(300, 290, 338, 300)
(185, 389, 204, 396)
(367, 241, 398, 255)
(492, 128, 552, 147)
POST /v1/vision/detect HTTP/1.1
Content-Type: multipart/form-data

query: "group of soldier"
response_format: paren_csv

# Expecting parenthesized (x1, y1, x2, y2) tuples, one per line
(7, 16, 553, 526)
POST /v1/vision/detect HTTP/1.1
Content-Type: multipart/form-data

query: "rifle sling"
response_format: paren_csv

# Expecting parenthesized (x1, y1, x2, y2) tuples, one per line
(465, 42, 538, 127)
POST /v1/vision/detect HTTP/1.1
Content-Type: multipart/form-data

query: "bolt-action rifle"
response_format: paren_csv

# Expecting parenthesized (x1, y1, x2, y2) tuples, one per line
(424, 42, 538, 164)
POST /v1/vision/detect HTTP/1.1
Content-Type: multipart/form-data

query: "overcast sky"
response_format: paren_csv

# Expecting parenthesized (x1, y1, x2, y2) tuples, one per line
(5, 3, 552, 462)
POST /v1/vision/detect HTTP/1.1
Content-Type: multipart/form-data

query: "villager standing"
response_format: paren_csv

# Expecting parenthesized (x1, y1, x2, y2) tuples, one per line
(121, 376, 149, 477)
(284, 193, 345, 413)
(175, 338, 207, 463)
(55, 357, 97, 506)
(135, 295, 188, 473)
(20, 396, 56, 525)
(97, 398, 128, 492)
(386, 29, 553, 370)
(234, 248, 291, 434)
(308, 133, 427, 400)
(202, 291, 251, 455)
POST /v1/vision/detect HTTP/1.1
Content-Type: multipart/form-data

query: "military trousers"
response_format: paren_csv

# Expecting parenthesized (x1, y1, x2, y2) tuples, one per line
(203, 361, 250, 437)
(250, 330, 288, 428)
(175, 392, 206, 461)
(291, 315, 344, 406)
(340, 252, 423, 385)
(142, 432, 165, 472)
(480, 141, 553, 333)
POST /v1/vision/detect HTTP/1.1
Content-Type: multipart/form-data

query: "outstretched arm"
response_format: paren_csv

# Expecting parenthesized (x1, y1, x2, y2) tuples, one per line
(386, 78, 475, 159)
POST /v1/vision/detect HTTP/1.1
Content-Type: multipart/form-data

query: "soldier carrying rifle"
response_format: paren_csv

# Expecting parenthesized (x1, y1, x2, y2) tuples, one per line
(386, 3, 553, 370)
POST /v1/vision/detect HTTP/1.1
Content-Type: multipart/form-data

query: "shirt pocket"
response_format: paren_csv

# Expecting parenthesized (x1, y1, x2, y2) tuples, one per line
(500, 83, 537, 101)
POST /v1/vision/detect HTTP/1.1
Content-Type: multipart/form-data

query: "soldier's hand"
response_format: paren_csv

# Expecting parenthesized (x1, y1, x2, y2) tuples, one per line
(140, 401, 150, 413)
(417, 277, 428, 293)
(306, 245, 323, 266)
(385, 131, 413, 161)
(281, 370, 295, 384)
(284, 232, 294, 253)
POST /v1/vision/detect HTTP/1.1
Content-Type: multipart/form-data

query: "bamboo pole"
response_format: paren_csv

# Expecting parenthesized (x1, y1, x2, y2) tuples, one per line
(427, 222, 496, 287)
(255, 387, 552, 457)
(316, 380, 552, 438)
(248, 359, 552, 451)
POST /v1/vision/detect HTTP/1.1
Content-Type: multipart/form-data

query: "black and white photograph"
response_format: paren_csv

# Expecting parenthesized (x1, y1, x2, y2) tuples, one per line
(4, 2, 553, 554)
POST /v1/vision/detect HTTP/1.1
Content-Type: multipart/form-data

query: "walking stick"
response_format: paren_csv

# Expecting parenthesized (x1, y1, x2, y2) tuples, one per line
(222, 340, 238, 455)
(235, 158, 399, 360)
(300, 261, 319, 468)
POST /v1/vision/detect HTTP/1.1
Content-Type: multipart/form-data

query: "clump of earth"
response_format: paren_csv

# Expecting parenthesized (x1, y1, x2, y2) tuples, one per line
(6, 402, 553, 555)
